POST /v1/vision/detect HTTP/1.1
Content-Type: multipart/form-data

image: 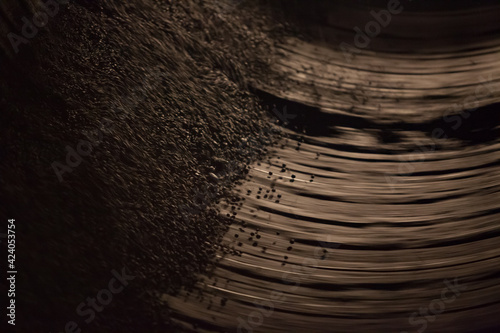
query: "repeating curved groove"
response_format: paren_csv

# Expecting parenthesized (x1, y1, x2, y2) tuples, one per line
(165, 3, 500, 333)
(258, 39, 500, 123)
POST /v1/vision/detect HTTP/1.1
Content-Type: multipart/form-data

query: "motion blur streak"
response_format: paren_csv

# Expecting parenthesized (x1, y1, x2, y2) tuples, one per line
(165, 1, 500, 332)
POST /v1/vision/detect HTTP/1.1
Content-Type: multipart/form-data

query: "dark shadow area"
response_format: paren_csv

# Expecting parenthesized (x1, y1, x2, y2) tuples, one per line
(258, 0, 500, 53)
(256, 89, 500, 148)
(425, 102, 500, 144)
